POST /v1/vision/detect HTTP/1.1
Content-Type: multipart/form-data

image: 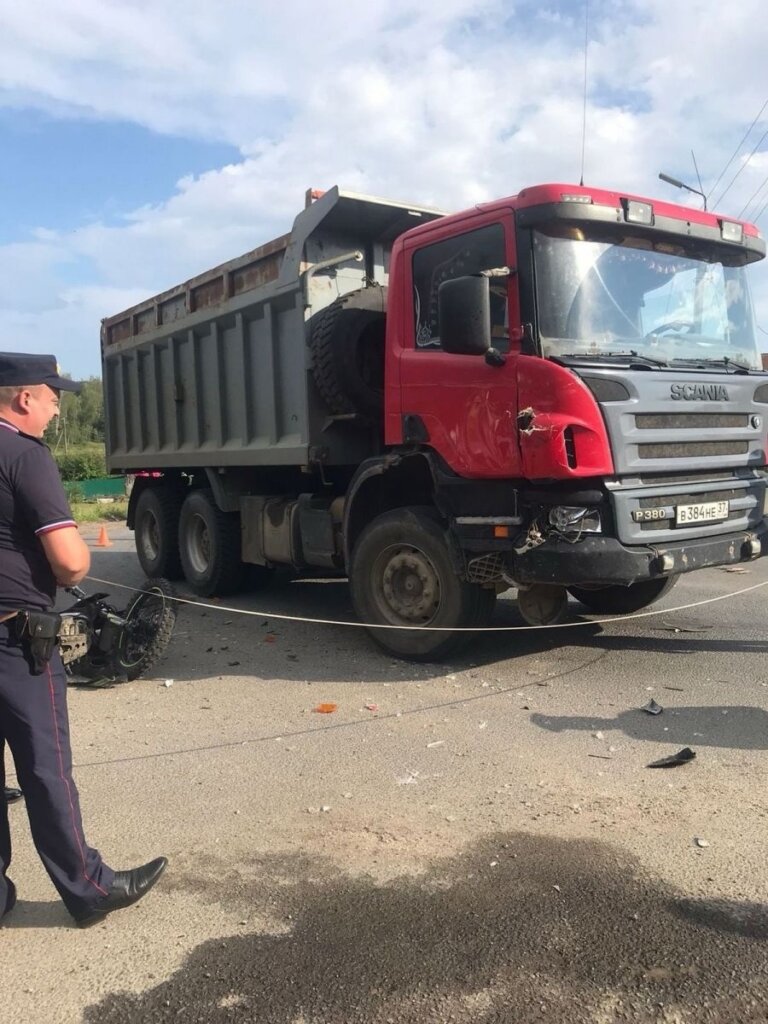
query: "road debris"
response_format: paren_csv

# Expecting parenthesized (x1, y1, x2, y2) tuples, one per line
(364, 703, 379, 712)
(647, 747, 696, 769)
(694, 837, 711, 848)
(659, 621, 713, 633)
(641, 698, 664, 716)
(427, 740, 445, 748)
(314, 702, 338, 714)
(722, 565, 749, 573)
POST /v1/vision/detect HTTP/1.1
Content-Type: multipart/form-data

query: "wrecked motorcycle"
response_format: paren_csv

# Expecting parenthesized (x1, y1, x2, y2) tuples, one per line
(58, 579, 178, 685)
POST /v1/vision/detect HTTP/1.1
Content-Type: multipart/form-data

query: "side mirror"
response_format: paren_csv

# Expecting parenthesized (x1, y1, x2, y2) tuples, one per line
(438, 275, 491, 356)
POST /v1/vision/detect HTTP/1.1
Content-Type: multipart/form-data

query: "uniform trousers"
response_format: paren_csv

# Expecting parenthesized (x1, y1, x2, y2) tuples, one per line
(0, 620, 114, 920)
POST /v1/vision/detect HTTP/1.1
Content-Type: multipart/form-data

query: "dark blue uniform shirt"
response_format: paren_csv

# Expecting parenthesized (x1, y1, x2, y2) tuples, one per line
(0, 417, 76, 613)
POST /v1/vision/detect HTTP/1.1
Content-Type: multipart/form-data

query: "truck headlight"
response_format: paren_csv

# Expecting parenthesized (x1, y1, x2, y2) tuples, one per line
(549, 506, 602, 534)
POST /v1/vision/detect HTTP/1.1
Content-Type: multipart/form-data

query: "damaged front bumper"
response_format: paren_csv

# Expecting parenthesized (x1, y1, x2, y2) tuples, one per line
(506, 521, 768, 587)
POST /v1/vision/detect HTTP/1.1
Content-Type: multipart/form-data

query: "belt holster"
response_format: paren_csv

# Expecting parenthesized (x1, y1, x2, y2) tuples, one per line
(12, 609, 63, 675)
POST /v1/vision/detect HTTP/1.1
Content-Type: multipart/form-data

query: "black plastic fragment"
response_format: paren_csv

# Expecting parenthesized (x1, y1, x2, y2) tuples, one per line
(641, 698, 663, 716)
(647, 747, 696, 769)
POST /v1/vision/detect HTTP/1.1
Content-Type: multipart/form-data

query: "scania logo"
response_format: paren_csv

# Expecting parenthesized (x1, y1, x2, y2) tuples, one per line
(670, 383, 729, 401)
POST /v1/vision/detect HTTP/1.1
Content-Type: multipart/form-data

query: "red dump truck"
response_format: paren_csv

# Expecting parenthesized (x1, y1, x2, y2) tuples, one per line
(101, 183, 768, 660)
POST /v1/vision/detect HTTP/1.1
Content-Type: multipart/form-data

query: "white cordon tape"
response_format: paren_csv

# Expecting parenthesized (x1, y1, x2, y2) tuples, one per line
(86, 574, 768, 633)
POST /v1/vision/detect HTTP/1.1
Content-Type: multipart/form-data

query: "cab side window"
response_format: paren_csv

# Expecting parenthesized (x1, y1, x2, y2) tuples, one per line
(412, 223, 508, 350)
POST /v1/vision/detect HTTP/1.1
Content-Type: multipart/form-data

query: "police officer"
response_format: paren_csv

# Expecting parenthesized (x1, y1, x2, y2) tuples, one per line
(0, 352, 167, 927)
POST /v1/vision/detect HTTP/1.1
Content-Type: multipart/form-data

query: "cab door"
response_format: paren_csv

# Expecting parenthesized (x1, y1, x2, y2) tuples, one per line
(396, 217, 523, 479)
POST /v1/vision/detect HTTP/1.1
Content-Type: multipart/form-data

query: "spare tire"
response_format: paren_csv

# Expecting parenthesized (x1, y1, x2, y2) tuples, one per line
(310, 286, 387, 418)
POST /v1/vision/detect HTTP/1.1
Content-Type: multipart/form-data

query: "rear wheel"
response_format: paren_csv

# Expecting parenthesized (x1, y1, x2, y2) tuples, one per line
(350, 507, 496, 661)
(178, 489, 245, 596)
(568, 575, 679, 614)
(115, 579, 178, 681)
(134, 486, 183, 579)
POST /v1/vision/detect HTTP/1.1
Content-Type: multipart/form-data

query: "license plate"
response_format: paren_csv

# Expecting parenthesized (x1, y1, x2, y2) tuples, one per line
(675, 500, 729, 525)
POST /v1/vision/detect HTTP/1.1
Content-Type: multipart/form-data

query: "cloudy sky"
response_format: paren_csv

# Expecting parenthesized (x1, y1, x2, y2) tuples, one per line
(2, 0, 768, 377)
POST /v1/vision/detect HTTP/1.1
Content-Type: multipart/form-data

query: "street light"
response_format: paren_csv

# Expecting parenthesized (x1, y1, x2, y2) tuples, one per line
(658, 172, 707, 210)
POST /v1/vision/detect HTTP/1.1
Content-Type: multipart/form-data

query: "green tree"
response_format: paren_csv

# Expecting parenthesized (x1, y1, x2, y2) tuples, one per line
(46, 377, 104, 449)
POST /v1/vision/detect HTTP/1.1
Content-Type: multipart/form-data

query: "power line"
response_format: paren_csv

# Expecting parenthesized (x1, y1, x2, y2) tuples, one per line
(753, 191, 768, 225)
(706, 98, 768, 202)
(737, 169, 768, 220)
(711, 124, 768, 210)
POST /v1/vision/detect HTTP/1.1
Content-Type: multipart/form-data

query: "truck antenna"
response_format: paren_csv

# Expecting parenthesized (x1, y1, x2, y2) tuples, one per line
(691, 151, 705, 195)
(579, 0, 590, 186)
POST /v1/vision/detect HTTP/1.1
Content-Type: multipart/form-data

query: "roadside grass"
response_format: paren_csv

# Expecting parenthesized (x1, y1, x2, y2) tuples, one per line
(71, 500, 128, 523)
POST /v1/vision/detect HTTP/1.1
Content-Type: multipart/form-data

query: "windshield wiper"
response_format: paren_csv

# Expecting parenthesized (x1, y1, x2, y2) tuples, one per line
(556, 350, 668, 369)
(626, 351, 668, 368)
(670, 356, 753, 374)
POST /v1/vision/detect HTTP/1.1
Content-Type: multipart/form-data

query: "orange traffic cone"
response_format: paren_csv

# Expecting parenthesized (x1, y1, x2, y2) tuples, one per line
(95, 525, 113, 547)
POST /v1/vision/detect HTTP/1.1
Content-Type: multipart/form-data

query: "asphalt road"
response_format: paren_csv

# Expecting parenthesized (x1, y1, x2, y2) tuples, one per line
(2, 525, 768, 1023)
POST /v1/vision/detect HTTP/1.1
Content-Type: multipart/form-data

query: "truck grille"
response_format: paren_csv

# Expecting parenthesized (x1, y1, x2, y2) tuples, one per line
(637, 441, 749, 459)
(579, 369, 766, 476)
(639, 472, 735, 485)
(638, 487, 742, 508)
(635, 413, 748, 429)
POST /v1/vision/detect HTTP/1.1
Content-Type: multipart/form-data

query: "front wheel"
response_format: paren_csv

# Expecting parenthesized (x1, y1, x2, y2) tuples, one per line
(350, 508, 496, 661)
(568, 575, 679, 614)
(114, 579, 178, 681)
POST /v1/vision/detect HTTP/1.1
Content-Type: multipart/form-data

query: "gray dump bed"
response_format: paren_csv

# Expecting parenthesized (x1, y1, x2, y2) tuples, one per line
(101, 187, 443, 472)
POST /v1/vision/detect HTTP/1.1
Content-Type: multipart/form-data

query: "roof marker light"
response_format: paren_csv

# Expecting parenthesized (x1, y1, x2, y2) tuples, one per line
(720, 220, 744, 243)
(623, 199, 654, 225)
(560, 193, 592, 204)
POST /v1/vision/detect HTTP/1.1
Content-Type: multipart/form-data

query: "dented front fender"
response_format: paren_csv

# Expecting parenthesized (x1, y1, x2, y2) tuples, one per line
(516, 356, 614, 478)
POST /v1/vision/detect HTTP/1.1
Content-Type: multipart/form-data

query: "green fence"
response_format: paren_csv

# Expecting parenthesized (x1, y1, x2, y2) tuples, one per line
(64, 476, 126, 501)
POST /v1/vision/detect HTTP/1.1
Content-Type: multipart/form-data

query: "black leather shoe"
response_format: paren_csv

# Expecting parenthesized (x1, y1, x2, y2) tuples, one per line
(74, 857, 168, 928)
(3, 786, 22, 804)
(2, 879, 17, 923)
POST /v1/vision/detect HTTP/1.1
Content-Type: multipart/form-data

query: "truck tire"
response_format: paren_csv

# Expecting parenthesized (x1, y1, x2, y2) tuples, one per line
(134, 486, 184, 580)
(350, 507, 496, 661)
(310, 287, 386, 418)
(568, 575, 679, 614)
(178, 489, 245, 596)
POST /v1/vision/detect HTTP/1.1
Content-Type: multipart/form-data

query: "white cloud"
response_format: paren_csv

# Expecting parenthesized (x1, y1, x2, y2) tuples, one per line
(1, 0, 768, 373)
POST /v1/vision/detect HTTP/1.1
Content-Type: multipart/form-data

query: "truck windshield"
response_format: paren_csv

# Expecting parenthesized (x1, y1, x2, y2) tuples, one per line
(533, 226, 762, 369)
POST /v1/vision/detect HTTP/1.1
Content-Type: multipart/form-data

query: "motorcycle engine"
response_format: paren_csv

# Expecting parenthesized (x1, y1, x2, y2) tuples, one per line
(58, 617, 92, 665)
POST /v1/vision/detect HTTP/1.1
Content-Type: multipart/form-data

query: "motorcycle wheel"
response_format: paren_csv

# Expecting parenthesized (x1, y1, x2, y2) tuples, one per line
(114, 578, 178, 681)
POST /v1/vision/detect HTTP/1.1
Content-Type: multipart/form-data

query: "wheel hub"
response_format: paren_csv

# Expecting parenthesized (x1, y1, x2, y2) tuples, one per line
(381, 550, 439, 622)
(188, 515, 211, 574)
(140, 512, 160, 560)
